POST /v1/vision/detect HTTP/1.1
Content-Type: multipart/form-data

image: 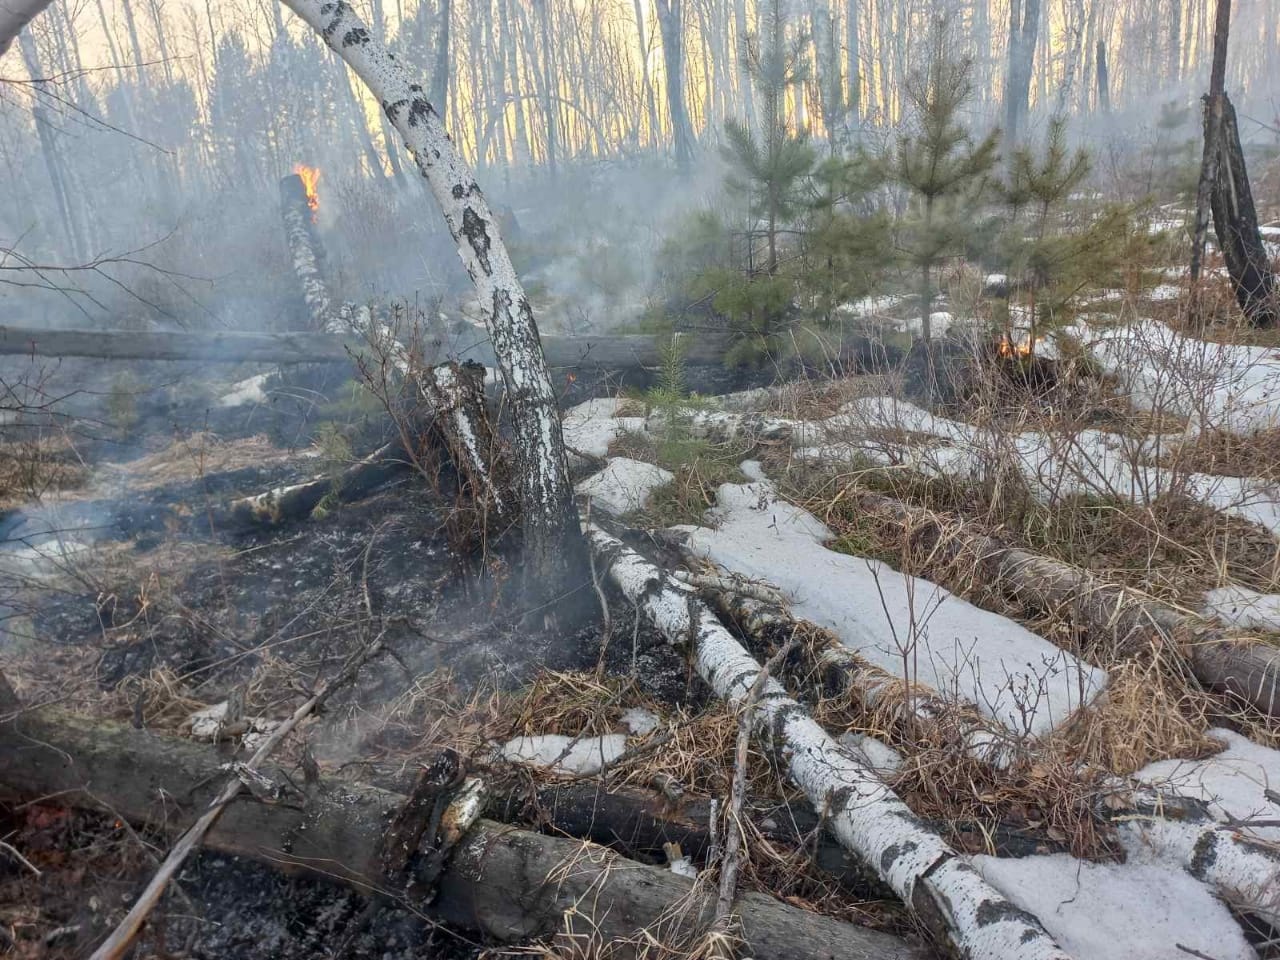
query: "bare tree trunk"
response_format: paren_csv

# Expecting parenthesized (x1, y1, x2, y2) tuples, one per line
(845, 0, 861, 123)
(1211, 95, 1278, 326)
(1190, 0, 1230, 285)
(733, 0, 756, 129)
(1169, 0, 1183, 82)
(654, 0, 693, 168)
(0, 0, 52, 56)
(280, 0, 587, 604)
(1004, 0, 1041, 152)
(430, 0, 452, 128)
(631, 0, 661, 146)
(812, 1, 842, 147)
(1095, 38, 1110, 111)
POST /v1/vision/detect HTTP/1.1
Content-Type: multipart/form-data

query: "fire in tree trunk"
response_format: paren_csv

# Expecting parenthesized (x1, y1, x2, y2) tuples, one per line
(279, 0, 586, 606)
(279, 171, 335, 331)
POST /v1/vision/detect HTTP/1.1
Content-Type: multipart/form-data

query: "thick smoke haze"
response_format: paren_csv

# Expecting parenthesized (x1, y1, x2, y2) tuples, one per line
(2, 0, 1278, 334)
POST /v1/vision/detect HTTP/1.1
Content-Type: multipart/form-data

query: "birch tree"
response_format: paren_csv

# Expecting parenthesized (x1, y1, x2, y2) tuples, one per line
(0, 0, 53, 56)
(279, 0, 586, 603)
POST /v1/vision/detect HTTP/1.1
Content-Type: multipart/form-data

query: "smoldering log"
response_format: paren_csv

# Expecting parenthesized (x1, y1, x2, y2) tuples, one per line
(279, 173, 337, 331)
(0, 709, 926, 960)
(848, 489, 1280, 718)
(221, 440, 411, 529)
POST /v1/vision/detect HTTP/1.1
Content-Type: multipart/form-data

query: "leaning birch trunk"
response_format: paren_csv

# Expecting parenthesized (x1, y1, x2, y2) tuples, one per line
(849, 490, 1280, 718)
(279, 173, 337, 331)
(281, 0, 584, 601)
(0, 0, 53, 56)
(585, 523, 1073, 960)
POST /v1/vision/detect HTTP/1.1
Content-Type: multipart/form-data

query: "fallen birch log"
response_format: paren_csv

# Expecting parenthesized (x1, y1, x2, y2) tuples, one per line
(0, 710, 924, 960)
(850, 489, 1280, 718)
(695, 563, 1280, 926)
(585, 523, 1073, 960)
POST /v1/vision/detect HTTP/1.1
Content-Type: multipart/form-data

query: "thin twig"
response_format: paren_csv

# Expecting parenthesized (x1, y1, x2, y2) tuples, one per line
(87, 623, 390, 958)
(715, 630, 800, 923)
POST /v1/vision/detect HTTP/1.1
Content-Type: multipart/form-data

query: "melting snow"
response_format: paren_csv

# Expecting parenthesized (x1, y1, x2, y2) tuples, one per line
(973, 853, 1257, 960)
(576, 457, 674, 516)
(562, 398, 647, 459)
(674, 469, 1107, 739)
(1203, 585, 1280, 632)
(1136, 728, 1280, 842)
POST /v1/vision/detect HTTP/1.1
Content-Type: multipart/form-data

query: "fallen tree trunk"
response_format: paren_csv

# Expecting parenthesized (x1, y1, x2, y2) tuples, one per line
(0, 709, 924, 960)
(222, 440, 411, 529)
(850, 489, 1280, 718)
(0, 325, 736, 369)
(586, 523, 1073, 960)
(681, 547, 1280, 926)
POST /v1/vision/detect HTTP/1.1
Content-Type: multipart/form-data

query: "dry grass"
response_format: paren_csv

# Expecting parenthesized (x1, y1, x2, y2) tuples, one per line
(0, 435, 88, 509)
(96, 432, 300, 493)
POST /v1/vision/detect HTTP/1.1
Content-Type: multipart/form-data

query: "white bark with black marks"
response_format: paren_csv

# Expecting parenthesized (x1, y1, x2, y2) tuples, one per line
(586, 523, 1073, 960)
(279, 0, 581, 596)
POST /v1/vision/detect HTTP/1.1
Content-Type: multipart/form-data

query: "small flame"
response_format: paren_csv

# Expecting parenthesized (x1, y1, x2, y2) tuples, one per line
(997, 334, 1043, 358)
(294, 163, 320, 218)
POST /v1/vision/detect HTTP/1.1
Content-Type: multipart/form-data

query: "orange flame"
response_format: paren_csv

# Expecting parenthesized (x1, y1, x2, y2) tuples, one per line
(294, 163, 320, 219)
(997, 334, 1042, 358)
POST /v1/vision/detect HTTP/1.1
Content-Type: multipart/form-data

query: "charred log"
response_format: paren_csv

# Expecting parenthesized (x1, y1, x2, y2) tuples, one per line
(221, 440, 410, 529)
(0, 709, 925, 960)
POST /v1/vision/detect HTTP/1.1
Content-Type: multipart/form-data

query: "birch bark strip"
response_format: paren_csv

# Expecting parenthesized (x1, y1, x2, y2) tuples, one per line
(585, 522, 1073, 960)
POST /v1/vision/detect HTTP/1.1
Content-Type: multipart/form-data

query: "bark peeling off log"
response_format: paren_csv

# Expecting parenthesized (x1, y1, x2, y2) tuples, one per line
(586, 524, 1072, 960)
(0, 710, 925, 960)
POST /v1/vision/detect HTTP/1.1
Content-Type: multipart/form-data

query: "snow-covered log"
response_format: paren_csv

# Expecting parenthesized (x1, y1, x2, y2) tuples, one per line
(851, 489, 1280, 718)
(279, 173, 337, 331)
(0, 0, 52, 56)
(0, 709, 925, 960)
(686, 533, 1280, 925)
(586, 523, 1074, 960)
(280, 0, 583, 599)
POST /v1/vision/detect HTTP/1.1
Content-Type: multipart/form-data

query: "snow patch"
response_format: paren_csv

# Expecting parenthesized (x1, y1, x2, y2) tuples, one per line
(576, 457, 674, 516)
(562, 398, 647, 458)
(675, 475, 1107, 739)
(620, 706, 660, 736)
(1136, 728, 1280, 842)
(1203, 585, 1280, 632)
(973, 853, 1257, 960)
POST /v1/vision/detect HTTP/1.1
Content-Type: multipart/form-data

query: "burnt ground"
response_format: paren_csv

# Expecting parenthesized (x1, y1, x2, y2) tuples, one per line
(0, 806, 482, 959)
(0, 358, 707, 959)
